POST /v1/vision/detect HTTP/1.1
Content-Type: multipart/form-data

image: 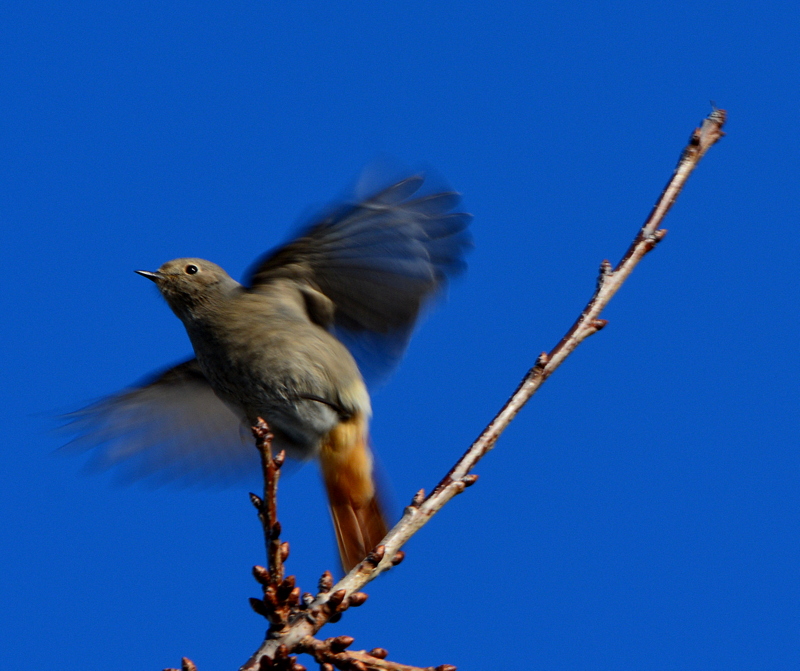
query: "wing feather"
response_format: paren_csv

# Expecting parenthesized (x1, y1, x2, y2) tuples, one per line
(63, 359, 257, 486)
(245, 175, 471, 384)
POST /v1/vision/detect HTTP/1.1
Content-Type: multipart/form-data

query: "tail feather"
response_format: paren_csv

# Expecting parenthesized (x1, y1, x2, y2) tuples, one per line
(320, 413, 388, 572)
(327, 493, 388, 572)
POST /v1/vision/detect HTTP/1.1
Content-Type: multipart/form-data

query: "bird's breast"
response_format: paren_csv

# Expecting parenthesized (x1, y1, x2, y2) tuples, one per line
(184, 295, 370, 457)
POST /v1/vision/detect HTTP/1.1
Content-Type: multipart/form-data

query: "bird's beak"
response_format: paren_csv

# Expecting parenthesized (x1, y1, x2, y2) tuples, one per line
(135, 270, 164, 283)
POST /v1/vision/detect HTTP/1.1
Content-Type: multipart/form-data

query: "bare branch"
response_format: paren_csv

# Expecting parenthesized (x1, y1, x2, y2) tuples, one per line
(298, 636, 456, 671)
(239, 108, 726, 670)
(247, 420, 303, 633)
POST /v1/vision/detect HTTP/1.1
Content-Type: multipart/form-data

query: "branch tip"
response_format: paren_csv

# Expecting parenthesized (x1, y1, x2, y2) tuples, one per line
(411, 489, 425, 507)
(702, 107, 727, 139)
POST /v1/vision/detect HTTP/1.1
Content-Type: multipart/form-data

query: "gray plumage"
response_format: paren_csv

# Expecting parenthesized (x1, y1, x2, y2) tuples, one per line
(66, 175, 471, 486)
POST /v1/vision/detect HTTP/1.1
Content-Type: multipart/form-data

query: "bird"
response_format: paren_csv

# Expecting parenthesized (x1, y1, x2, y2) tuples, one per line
(67, 173, 471, 571)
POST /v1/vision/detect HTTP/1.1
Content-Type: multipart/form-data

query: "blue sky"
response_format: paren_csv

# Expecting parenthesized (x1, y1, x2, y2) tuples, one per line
(1, 1, 798, 669)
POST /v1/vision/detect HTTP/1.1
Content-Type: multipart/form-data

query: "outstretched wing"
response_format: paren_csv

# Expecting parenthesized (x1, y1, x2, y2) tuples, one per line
(245, 175, 471, 383)
(63, 359, 258, 486)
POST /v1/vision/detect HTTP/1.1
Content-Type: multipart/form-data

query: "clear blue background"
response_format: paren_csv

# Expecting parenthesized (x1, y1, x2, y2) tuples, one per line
(1, 2, 797, 669)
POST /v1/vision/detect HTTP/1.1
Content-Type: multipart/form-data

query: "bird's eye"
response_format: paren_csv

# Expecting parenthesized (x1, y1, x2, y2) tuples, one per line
(185, 264, 199, 275)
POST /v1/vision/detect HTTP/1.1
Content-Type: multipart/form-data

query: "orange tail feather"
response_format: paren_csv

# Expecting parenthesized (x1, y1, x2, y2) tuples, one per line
(320, 413, 388, 572)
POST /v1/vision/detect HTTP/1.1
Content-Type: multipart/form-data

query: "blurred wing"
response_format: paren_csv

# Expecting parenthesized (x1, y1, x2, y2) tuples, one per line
(62, 359, 259, 486)
(245, 175, 471, 383)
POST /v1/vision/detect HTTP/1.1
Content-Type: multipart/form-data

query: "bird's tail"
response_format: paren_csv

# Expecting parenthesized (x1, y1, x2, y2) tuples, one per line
(320, 412, 388, 572)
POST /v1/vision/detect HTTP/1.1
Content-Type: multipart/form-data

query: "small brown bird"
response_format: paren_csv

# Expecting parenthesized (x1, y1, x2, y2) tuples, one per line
(69, 174, 470, 571)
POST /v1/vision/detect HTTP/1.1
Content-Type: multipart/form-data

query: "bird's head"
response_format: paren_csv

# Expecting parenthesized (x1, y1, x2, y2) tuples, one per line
(136, 258, 240, 323)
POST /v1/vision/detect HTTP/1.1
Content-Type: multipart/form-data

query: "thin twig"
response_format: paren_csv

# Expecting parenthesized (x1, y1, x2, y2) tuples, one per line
(298, 636, 456, 671)
(239, 108, 726, 670)
(248, 421, 302, 634)
(256, 420, 286, 586)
